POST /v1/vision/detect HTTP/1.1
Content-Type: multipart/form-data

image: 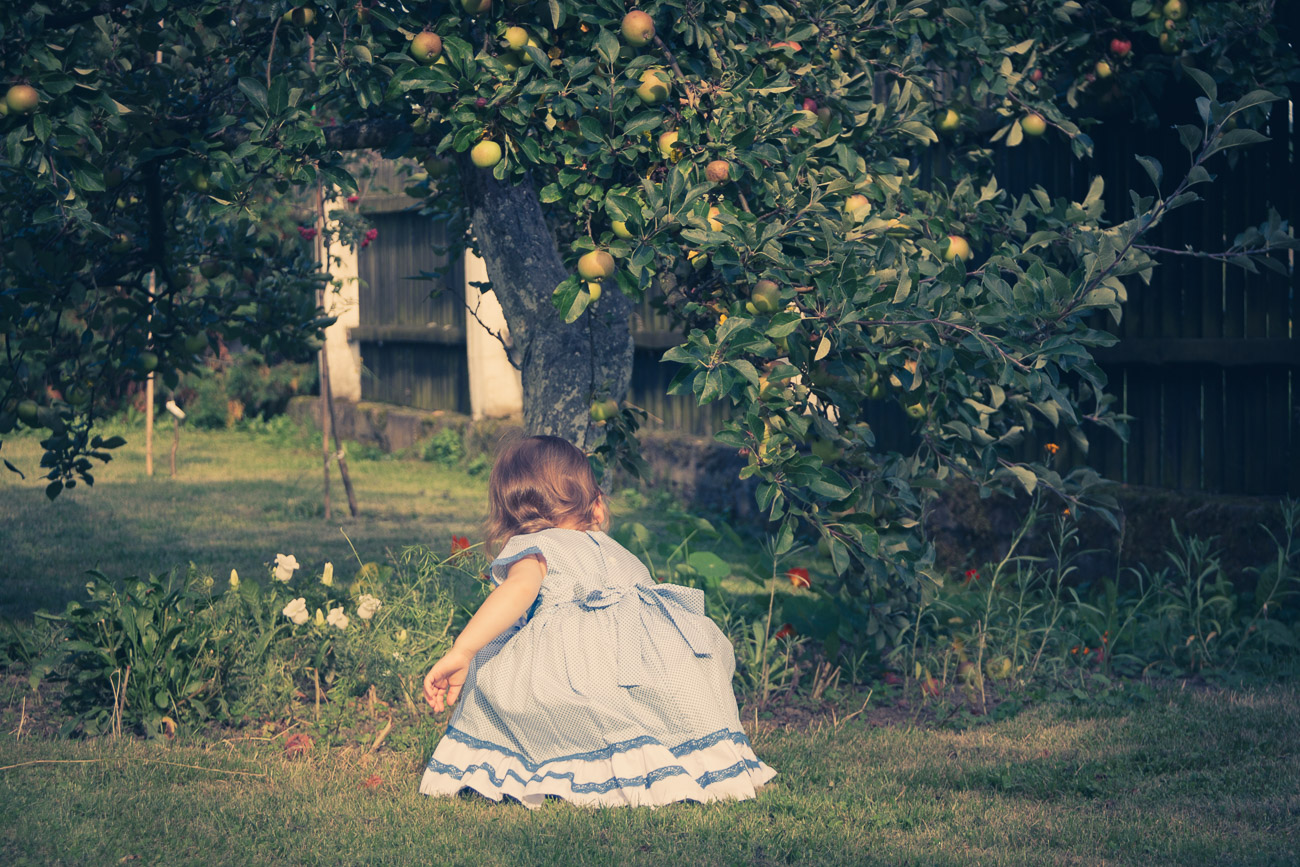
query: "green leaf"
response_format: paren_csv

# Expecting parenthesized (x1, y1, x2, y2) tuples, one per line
(1226, 89, 1280, 118)
(596, 29, 620, 65)
(551, 276, 589, 323)
(1135, 155, 1162, 190)
(1203, 128, 1270, 160)
(237, 78, 269, 115)
(1181, 65, 1217, 102)
(687, 551, 731, 582)
(1006, 465, 1037, 495)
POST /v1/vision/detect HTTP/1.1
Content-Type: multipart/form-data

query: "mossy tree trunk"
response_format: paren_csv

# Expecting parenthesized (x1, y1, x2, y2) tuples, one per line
(458, 155, 634, 449)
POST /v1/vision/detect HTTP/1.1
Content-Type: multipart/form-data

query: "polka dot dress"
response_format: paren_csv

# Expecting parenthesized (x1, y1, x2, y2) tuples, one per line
(419, 527, 777, 808)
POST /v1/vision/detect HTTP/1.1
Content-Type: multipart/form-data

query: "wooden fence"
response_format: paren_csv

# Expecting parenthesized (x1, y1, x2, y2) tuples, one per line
(348, 96, 1296, 495)
(353, 168, 470, 415)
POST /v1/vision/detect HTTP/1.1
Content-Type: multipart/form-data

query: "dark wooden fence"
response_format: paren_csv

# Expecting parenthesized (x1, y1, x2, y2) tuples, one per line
(353, 163, 470, 415)
(349, 95, 1297, 495)
(981, 98, 1298, 496)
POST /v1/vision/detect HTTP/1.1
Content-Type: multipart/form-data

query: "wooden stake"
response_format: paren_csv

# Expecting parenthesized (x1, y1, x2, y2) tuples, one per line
(145, 270, 155, 476)
(170, 416, 180, 478)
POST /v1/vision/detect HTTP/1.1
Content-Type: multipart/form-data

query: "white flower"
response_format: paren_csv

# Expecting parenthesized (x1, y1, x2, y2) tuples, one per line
(357, 594, 381, 621)
(282, 597, 309, 625)
(321, 562, 334, 587)
(326, 606, 349, 630)
(273, 553, 300, 582)
(229, 569, 240, 590)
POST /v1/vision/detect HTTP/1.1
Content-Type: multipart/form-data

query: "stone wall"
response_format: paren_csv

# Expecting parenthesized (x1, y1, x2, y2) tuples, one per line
(288, 397, 1291, 584)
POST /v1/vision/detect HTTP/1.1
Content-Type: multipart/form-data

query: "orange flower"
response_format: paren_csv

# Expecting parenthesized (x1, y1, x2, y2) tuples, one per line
(451, 535, 471, 558)
(774, 623, 796, 640)
(786, 567, 811, 589)
(1044, 442, 1060, 455)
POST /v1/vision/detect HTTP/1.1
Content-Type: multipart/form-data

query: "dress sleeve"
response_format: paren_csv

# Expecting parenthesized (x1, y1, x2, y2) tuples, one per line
(488, 534, 546, 587)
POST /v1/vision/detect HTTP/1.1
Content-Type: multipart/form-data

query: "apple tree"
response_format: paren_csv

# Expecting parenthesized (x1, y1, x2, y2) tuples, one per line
(2, 1, 1295, 647)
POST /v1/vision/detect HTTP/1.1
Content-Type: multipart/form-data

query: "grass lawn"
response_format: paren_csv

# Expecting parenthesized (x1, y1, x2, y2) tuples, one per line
(0, 421, 492, 619)
(2, 422, 1298, 864)
(2, 685, 1296, 865)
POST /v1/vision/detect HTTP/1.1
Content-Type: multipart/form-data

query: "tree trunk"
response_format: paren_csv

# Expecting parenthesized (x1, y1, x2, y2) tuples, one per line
(457, 156, 634, 449)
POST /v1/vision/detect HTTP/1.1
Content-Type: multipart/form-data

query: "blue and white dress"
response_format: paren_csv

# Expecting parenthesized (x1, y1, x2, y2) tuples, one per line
(419, 527, 777, 808)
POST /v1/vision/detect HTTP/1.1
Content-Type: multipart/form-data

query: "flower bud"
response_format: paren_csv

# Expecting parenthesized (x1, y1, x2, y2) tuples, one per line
(314, 608, 325, 627)
(229, 569, 240, 589)
(321, 562, 334, 587)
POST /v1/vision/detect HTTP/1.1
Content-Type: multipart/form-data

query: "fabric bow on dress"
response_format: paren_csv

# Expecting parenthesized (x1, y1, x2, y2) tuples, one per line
(566, 583, 715, 688)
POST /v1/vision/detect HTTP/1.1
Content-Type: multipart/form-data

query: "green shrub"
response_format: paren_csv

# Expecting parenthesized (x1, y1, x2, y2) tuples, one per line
(421, 426, 466, 467)
(174, 350, 316, 430)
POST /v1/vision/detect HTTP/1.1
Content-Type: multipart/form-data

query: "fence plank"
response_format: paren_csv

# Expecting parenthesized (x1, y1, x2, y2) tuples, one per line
(1201, 367, 1225, 493)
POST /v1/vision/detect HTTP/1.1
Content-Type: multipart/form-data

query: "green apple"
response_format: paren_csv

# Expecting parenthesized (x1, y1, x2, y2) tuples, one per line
(1163, 0, 1185, 20)
(589, 398, 619, 421)
(16, 399, 39, 426)
(938, 108, 960, 131)
(844, 194, 871, 221)
(1019, 112, 1047, 137)
(504, 26, 528, 51)
(410, 32, 443, 63)
(707, 206, 723, 232)
(636, 69, 671, 105)
(288, 6, 315, 26)
(621, 10, 655, 46)
(944, 234, 972, 261)
(904, 400, 927, 419)
(586, 281, 603, 302)
(657, 130, 679, 160)
(470, 140, 502, 168)
(184, 333, 210, 353)
(577, 249, 616, 280)
(1094, 60, 1113, 79)
(747, 279, 781, 313)
(137, 351, 159, 373)
(611, 220, 633, 239)
(461, 0, 491, 14)
(5, 84, 39, 114)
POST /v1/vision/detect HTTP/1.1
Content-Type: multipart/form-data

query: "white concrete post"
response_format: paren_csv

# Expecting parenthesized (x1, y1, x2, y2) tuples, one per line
(463, 247, 523, 419)
(321, 219, 362, 402)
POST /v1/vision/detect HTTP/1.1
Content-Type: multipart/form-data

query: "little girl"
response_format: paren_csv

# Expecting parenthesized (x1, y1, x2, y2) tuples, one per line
(420, 435, 776, 808)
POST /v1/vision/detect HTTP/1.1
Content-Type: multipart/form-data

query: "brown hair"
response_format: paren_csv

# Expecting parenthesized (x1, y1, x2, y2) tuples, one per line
(484, 435, 605, 554)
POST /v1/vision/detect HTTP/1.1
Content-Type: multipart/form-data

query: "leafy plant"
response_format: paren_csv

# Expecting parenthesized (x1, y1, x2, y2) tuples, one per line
(43, 568, 244, 737)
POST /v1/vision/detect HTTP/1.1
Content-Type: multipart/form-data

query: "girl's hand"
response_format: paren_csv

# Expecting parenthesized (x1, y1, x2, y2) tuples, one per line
(423, 648, 471, 713)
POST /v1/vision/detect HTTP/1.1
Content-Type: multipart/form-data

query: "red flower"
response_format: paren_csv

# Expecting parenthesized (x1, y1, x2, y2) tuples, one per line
(882, 672, 903, 686)
(963, 568, 980, 586)
(297, 226, 318, 241)
(360, 773, 383, 790)
(786, 567, 811, 589)
(774, 623, 795, 640)
(347, 194, 360, 204)
(283, 732, 313, 758)
(451, 535, 471, 559)
(364, 228, 379, 241)
(360, 239, 370, 248)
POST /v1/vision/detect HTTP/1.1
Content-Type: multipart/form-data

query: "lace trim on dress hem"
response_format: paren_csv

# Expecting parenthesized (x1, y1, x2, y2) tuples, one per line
(423, 756, 764, 794)
(440, 725, 752, 772)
